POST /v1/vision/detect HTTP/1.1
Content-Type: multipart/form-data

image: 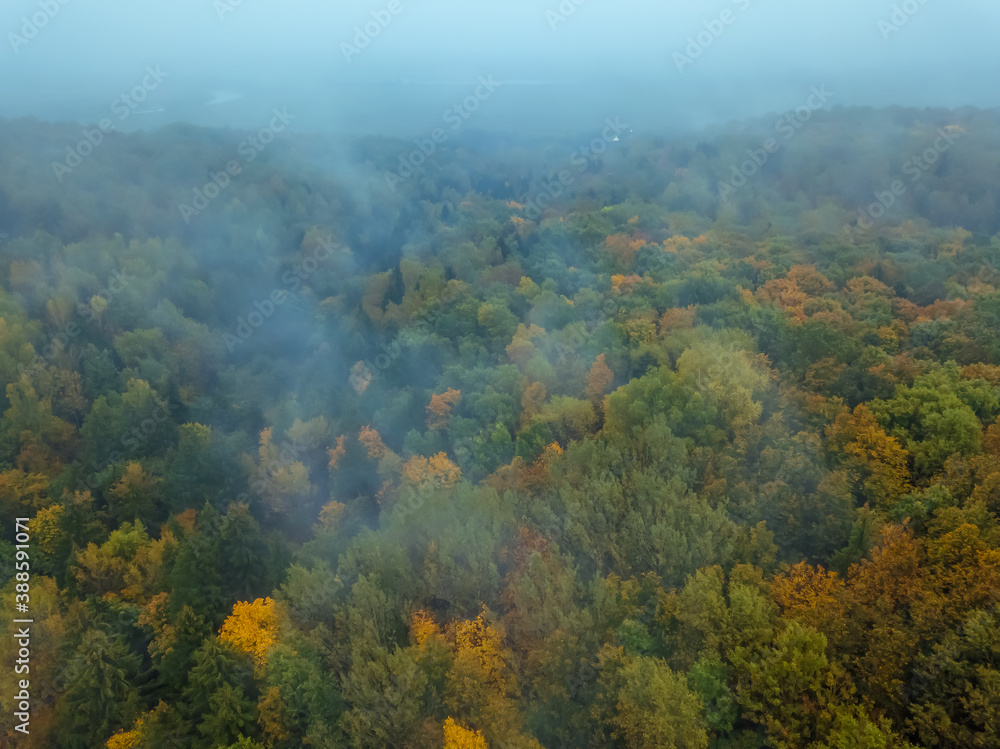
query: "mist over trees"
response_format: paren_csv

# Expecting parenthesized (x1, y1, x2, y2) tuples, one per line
(1, 105, 1000, 747)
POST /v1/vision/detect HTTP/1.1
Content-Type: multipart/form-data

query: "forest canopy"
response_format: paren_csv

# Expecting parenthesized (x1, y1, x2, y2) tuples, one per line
(1, 105, 1000, 748)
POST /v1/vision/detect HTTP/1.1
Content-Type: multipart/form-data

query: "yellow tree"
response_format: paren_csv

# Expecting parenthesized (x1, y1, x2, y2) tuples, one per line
(32, 504, 65, 559)
(219, 597, 279, 675)
(826, 404, 913, 509)
(771, 562, 848, 647)
(676, 341, 770, 433)
(914, 523, 1000, 638)
(106, 718, 145, 748)
(444, 717, 489, 749)
(444, 609, 534, 747)
(316, 500, 347, 531)
(402, 453, 461, 490)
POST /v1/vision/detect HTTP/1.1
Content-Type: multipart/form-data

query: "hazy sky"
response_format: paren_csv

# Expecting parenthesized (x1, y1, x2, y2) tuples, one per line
(2, 0, 998, 136)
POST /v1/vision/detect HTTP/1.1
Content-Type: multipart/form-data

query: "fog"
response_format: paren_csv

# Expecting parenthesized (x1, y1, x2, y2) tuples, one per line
(2, 0, 998, 138)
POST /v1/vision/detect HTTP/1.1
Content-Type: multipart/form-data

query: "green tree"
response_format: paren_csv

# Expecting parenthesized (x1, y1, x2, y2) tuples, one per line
(56, 630, 142, 749)
(870, 365, 1000, 476)
(908, 607, 1000, 748)
(598, 647, 709, 749)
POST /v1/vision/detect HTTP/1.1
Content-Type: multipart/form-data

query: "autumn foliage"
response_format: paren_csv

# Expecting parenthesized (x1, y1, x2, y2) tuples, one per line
(219, 597, 280, 672)
(7, 108, 1000, 749)
(443, 717, 489, 749)
(359, 425, 388, 460)
(402, 452, 461, 489)
(427, 388, 463, 430)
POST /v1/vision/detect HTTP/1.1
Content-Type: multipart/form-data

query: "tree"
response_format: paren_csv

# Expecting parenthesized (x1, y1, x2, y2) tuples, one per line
(869, 365, 1000, 476)
(401, 453, 461, 490)
(138, 593, 209, 693)
(57, 630, 142, 749)
(729, 620, 851, 749)
(427, 388, 463, 430)
(598, 648, 709, 749)
(359, 425, 388, 460)
(444, 716, 489, 748)
(1, 373, 75, 469)
(340, 646, 427, 749)
(584, 354, 614, 403)
(500, 528, 578, 653)
(840, 524, 924, 717)
(108, 461, 160, 526)
(477, 300, 519, 347)
(182, 637, 254, 735)
(71, 521, 162, 601)
(827, 404, 913, 510)
(675, 340, 771, 436)
(771, 562, 848, 646)
(531, 396, 596, 443)
(219, 597, 280, 675)
(254, 427, 313, 515)
(199, 682, 258, 748)
(506, 323, 546, 370)
(443, 609, 539, 747)
(908, 607, 1000, 749)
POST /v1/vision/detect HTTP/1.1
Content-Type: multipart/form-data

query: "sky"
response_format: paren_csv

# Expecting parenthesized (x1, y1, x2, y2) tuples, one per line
(1, 0, 997, 137)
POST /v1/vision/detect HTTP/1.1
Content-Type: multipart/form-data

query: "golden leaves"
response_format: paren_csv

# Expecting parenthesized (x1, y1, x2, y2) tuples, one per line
(444, 717, 489, 748)
(317, 500, 347, 530)
(410, 610, 444, 649)
(427, 388, 463, 430)
(360, 425, 388, 460)
(328, 434, 346, 469)
(219, 597, 279, 673)
(402, 453, 461, 490)
(827, 404, 913, 509)
(610, 274, 642, 294)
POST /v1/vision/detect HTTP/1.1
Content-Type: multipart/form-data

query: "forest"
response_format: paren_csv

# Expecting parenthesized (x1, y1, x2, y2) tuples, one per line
(0, 104, 999, 748)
